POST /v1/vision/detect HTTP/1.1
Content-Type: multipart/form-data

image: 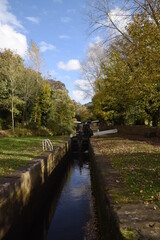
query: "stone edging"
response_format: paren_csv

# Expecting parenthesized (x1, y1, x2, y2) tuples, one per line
(89, 141, 123, 240)
(89, 139, 160, 240)
(0, 140, 71, 239)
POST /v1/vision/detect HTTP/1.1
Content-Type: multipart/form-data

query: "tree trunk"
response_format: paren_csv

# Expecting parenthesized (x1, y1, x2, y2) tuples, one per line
(152, 108, 160, 127)
(11, 96, 14, 133)
(152, 114, 159, 127)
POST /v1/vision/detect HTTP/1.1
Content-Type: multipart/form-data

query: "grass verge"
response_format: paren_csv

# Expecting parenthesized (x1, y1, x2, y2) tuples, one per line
(0, 136, 68, 176)
(94, 136, 160, 207)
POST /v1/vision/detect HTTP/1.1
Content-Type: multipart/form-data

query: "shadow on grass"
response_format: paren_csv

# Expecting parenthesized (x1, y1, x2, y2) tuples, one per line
(0, 152, 42, 159)
(108, 151, 160, 206)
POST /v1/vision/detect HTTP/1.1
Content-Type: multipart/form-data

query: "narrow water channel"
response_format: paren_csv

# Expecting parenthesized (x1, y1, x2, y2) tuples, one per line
(3, 152, 99, 240)
(46, 152, 97, 240)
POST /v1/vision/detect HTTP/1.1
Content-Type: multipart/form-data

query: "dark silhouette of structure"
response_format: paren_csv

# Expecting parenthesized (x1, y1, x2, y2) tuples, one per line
(71, 123, 93, 152)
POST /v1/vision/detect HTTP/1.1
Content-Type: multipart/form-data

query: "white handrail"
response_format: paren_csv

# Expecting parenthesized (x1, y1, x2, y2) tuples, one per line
(93, 129, 118, 136)
(42, 139, 54, 151)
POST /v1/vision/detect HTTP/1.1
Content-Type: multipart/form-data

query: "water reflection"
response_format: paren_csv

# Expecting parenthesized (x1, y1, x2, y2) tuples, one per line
(46, 154, 94, 240)
(3, 153, 98, 240)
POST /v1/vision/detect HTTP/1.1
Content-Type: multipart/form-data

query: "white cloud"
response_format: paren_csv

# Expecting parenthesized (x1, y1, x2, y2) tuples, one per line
(87, 38, 105, 60)
(93, 36, 102, 44)
(0, 0, 23, 29)
(74, 79, 91, 91)
(0, 24, 28, 56)
(0, 0, 27, 57)
(72, 90, 86, 102)
(39, 41, 57, 52)
(59, 35, 70, 40)
(95, 7, 131, 38)
(26, 17, 39, 24)
(61, 17, 71, 23)
(108, 7, 131, 33)
(58, 59, 81, 71)
(88, 36, 103, 53)
(72, 79, 94, 102)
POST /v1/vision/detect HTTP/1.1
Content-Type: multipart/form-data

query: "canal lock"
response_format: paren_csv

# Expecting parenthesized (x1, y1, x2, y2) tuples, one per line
(2, 124, 122, 240)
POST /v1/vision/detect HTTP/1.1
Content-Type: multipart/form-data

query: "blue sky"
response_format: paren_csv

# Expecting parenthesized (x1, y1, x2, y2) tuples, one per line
(0, 0, 127, 104)
(0, 0, 99, 103)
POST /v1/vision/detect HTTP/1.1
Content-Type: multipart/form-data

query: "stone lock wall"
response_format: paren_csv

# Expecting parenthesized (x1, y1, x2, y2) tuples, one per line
(0, 140, 71, 240)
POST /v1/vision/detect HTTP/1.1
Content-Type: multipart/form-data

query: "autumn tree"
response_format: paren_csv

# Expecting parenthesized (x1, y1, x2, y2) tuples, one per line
(18, 68, 42, 126)
(81, 41, 105, 96)
(126, 13, 160, 126)
(47, 79, 68, 92)
(47, 89, 75, 135)
(74, 102, 91, 122)
(26, 40, 43, 83)
(87, 0, 160, 40)
(0, 49, 24, 132)
(92, 11, 160, 126)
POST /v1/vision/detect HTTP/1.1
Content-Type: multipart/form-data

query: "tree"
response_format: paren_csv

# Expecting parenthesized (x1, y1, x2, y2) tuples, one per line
(0, 49, 24, 132)
(47, 79, 68, 92)
(129, 13, 160, 126)
(26, 40, 43, 83)
(91, 11, 160, 126)
(74, 102, 91, 122)
(19, 68, 42, 126)
(81, 41, 105, 97)
(87, 0, 160, 43)
(47, 89, 75, 134)
(39, 82, 51, 126)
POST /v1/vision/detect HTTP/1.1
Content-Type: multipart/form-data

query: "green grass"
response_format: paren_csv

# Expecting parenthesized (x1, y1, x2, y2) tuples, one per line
(95, 137, 160, 207)
(0, 136, 68, 176)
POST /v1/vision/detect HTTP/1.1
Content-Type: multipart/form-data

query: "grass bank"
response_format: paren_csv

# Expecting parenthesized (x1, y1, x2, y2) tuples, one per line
(94, 136, 160, 207)
(0, 136, 68, 176)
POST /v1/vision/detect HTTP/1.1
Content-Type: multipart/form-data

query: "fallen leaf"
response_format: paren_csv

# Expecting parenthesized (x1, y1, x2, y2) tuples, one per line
(149, 223, 155, 228)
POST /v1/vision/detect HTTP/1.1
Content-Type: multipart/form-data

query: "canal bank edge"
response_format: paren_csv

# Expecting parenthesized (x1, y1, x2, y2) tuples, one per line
(89, 140, 123, 240)
(0, 140, 71, 240)
(89, 138, 160, 240)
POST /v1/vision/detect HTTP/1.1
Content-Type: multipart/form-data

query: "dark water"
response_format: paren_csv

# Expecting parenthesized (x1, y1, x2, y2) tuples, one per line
(3, 153, 98, 240)
(46, 153, 97, 240)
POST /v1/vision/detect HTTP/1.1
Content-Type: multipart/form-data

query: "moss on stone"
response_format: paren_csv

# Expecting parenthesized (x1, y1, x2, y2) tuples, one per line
(121, 228, 135, 239)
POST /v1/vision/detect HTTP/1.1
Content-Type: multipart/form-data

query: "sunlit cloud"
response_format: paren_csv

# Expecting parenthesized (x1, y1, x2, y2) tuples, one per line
(0, 0, 23, 29)
(0, 0, 27, 57)
(39, 41, 57, 52)
(74, 79, 91, 91)
(58, 59, 81, 71)
(72, 79, 93, 102)
(108, 7, 131, 33)
(72, 90, 86, 102)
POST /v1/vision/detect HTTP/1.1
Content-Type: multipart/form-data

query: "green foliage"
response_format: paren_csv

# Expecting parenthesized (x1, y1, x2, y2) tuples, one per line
(0, 49, 76, 135)
(47, 89, 75, 135)
(47, 79, 68, 92)
(74, 101, 91, 122)
(0, 49, 25, 132)
(91, 12, 160, 126)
